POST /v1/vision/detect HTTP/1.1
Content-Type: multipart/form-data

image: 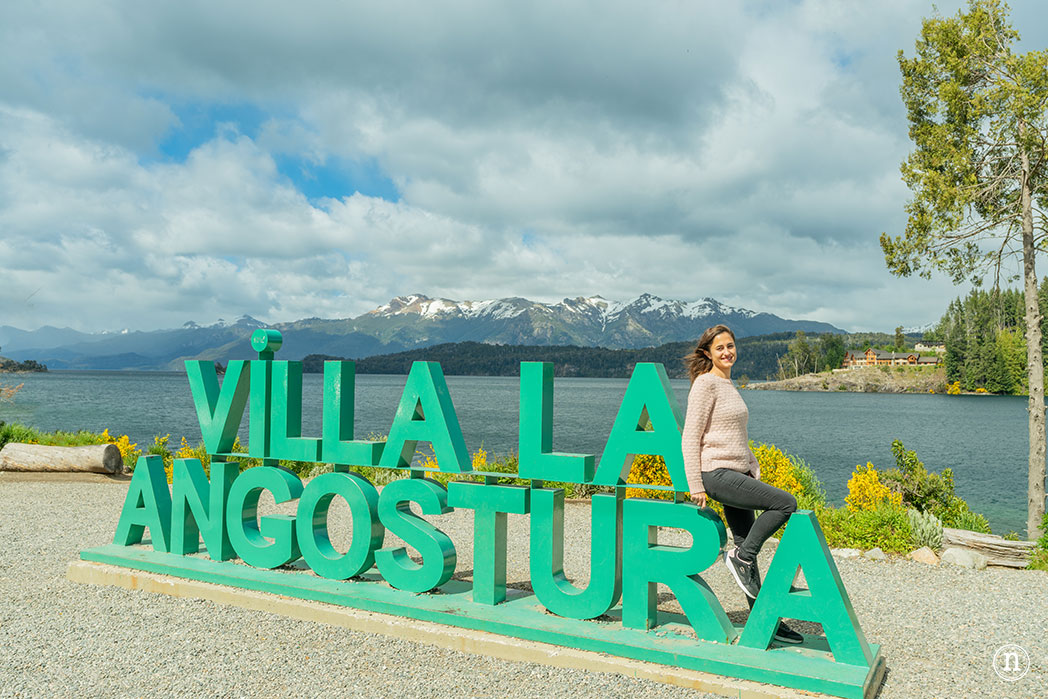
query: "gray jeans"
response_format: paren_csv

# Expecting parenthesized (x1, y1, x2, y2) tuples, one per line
(701, 468, 797, 562)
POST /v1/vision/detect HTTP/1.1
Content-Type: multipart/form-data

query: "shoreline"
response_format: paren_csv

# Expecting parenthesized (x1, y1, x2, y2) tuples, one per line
(746, 366, 947, 394)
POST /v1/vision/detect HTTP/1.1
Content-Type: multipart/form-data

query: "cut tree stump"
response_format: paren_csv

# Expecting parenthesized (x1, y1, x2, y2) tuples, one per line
(0, 443, 123, 474)
(942, 527, 1036, 568)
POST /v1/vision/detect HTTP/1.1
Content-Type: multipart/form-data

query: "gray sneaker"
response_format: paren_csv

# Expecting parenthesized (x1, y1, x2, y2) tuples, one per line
(725, 549, 761, 599)
(773, 620, 804, 644)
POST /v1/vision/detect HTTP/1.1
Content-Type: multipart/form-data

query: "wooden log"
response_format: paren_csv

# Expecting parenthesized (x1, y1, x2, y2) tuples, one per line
(0, 443, 123, 474)
(942, 527, 1036, 568)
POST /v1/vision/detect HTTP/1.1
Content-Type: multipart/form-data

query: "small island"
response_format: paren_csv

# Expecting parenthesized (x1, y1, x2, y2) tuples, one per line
(0, 346, 48, 373)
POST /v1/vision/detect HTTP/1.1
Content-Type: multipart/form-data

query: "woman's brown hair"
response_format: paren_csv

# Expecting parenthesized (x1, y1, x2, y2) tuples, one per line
(684, 324, 736, 382)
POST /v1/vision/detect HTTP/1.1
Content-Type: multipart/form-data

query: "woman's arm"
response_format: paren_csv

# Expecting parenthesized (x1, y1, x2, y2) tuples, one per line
(681, 378, 716, 497)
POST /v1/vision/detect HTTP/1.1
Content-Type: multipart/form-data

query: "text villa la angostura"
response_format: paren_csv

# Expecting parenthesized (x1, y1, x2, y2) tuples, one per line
(86, 330, 883, 698)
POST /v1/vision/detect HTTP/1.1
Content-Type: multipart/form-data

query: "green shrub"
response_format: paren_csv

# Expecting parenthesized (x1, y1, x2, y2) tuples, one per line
(789, 454, 827, 510)
(881, 439, 956, 513)
(907, 508, 943, 549)
(0, 421, 43, 449)
(1029, 513, 1048, 572)
(935, 496, 992, 533)
(817, 502, 913, 553)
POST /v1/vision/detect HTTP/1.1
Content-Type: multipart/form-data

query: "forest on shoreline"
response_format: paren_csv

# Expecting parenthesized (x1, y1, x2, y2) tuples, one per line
(300, 330, 911, 381)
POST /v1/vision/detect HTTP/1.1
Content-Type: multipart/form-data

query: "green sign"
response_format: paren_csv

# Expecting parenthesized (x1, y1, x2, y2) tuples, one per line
(82, 330, 883, 698)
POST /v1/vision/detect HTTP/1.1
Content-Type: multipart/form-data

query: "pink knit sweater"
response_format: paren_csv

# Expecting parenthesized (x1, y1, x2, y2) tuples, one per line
(682, 372, 759, 495)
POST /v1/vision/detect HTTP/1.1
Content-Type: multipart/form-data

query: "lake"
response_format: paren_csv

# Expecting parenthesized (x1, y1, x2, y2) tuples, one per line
(0, 370, 1038, 535)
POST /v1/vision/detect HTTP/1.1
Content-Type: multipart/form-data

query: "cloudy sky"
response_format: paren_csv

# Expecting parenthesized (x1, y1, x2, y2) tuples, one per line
(2, 0, 1047, 334)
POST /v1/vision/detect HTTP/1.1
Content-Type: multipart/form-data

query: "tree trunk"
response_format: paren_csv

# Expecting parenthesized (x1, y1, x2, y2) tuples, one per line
(0, 443, 123, 474)
(1020, 144, 1046, 541)
(943, 527, 1036, 568)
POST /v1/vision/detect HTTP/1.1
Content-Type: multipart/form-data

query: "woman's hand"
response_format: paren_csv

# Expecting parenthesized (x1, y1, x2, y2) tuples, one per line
(690, 491, 707, 507)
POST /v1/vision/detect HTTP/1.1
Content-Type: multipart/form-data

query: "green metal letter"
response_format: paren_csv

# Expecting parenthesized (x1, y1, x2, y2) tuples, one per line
(112, 455, 172, 552)
(379, 361, 470, 472)
(322, 361, 385, 467)
(269, 361, 322, 462)
(592, 363, 688, 489)
(185, 359, 250, 455)
(248, 359, 274, 460)
(297, 471, 384, 579)
(529, 488, 621, 619)
(171, 458, 238, 560)
(376, 478, 457, 592)
(447, 482, 529, 604)
(739, 511, 874, 666)
(517, 362, 594, 483)
(226, 466, 303, 569)
(621, 498, 736, 642)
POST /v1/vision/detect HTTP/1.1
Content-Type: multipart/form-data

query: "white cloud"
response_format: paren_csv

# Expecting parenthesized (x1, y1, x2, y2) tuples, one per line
(1, 0, 1034, 334)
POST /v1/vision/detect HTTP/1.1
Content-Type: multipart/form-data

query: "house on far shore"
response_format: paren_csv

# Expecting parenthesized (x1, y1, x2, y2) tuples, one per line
(843, 348, 942, 368)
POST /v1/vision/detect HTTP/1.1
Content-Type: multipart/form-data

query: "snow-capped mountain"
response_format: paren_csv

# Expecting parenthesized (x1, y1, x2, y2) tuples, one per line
(1, 293, 842, 370)
(350, 292, 839, 349)
(369, 293, 758, 323)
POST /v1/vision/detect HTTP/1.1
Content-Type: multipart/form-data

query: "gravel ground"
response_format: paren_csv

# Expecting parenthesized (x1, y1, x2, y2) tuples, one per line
(0, 476, 1045, 698)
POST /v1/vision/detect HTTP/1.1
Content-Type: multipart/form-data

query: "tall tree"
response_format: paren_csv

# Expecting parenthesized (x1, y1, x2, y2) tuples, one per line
(820, 333, 847, 371)
(784, 331, 812, 377)
(881, 0, 1048, 538)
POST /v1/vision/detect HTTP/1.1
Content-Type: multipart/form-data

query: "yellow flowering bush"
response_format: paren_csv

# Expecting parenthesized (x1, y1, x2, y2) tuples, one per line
(751, 443, 803, 498)
(471, 446, 488, 470)
(416, 445, 440, 470)
(845, 462, 902, 512)
(625, 453, 673, 500)
(163, 436, 213, 483)
(946, 381, 961, 395)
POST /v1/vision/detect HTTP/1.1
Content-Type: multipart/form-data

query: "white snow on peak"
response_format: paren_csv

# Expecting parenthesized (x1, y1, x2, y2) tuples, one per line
(369, 295, 531, 320)
(365, 292, 762, 323)
(467, 299, 529, 320)
(417, 298, 458, 318)
(902, 322, 935, 334)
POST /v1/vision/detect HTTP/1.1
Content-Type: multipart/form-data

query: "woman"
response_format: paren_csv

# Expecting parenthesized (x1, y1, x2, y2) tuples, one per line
(682, 324, 802, 644)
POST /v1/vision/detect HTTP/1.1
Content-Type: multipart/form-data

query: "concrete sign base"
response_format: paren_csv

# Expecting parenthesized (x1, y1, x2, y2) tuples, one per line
(72, 546, 884, 699)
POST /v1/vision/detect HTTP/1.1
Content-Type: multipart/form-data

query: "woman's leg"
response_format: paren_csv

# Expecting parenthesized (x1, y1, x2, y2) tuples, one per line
(701, 468, 797, 561)
(719, 503, 755, 552)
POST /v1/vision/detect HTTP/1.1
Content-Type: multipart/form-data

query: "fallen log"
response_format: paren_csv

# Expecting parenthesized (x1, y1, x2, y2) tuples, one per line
(0, 443, 123, 474)
(942, 527, 1036, 568)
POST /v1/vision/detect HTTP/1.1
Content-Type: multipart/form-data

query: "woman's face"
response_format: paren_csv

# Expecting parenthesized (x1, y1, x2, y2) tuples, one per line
(706, 331, 736, 374)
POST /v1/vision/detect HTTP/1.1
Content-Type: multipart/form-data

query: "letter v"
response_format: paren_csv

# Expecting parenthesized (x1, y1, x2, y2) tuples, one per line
(186, 360, 251, 455)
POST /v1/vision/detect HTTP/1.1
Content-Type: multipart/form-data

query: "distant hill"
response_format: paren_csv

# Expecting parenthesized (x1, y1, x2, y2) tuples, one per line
(0, 293, 843, 371)
(302, 332, 803, 381)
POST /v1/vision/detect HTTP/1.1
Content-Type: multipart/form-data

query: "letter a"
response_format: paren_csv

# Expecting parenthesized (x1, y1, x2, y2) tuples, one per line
(379, 362, 470, 472)
(592, 363, 688, 489)
(739, 511, 874, 666)
(113, 455, 173, 552)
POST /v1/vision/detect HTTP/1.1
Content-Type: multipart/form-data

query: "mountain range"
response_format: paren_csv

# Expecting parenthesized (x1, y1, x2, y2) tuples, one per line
(0, 293, 843, 370)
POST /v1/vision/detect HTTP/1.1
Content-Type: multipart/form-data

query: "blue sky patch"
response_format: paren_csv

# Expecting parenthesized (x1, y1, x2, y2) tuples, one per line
(145, 96, 399, 203)
(274, 154, 399, 203)
(155, 101, 270, 162)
